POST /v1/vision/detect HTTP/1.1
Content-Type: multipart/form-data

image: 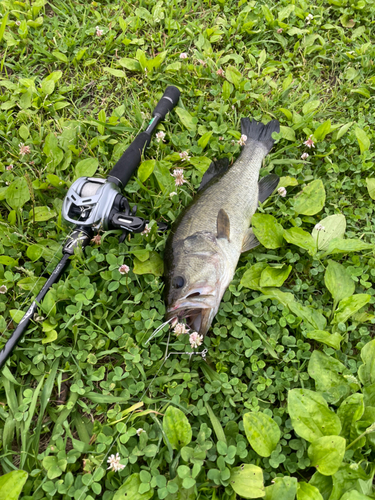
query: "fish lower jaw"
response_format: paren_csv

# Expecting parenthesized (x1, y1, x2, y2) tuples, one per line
(167, 306, 216, 336)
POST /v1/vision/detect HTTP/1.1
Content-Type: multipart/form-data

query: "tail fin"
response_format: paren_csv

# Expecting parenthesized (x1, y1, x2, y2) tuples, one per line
(241, 118, 280, 154)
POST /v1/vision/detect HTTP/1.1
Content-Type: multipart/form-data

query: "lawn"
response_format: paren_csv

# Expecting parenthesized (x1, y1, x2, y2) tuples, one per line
(1, 0, 375, 499)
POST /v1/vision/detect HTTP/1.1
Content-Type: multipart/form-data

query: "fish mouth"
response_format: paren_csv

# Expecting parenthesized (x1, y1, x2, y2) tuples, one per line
(167, 295, 217, 336)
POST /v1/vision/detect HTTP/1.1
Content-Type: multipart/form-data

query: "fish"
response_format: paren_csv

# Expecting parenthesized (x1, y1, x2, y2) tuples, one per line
(164, 118, 280, 336)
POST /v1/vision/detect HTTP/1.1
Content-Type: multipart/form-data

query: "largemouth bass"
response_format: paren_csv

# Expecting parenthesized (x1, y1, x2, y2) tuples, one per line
(164, 118, 280, 336)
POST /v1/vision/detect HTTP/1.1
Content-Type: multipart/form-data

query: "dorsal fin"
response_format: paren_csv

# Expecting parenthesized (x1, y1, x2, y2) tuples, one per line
(258, 174, 280, 204)
(217, 209, 230, 241)
(198, 158, 230, 192)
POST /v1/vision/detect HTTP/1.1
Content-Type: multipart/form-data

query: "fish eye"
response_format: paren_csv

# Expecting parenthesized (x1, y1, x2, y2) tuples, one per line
(172, 276, 185, 289)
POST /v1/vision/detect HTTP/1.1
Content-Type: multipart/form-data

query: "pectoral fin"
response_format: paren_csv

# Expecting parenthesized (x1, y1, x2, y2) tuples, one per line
(217, 209, 230, 241)
(241, 228, 260, 252)
(258, 174, 280, 204)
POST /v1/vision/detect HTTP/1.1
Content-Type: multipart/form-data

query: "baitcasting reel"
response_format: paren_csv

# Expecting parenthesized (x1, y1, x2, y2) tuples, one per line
(61, 86, 180, 247)
(62, 175, 147, 239)
(0, 86, 180, 369)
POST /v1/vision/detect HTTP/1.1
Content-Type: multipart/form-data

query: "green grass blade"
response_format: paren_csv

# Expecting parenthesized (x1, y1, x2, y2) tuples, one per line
(1, 416, 16, 463)
(205, 402, 227, 445)
(52, 390, 79, 439)
(72, 411, 91, 445)
(199, 362, 222, 383)
(20, 375, 45, 468)
(31, 358, 60, 453)
(2, 365, 21, 386)
(39, 359, 59, 416)
(1, 374, 19, 417)
(244, 318, 279, 359)
(0, 12, 8, 43)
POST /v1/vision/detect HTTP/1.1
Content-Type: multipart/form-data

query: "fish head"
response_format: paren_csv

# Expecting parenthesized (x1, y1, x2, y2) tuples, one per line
(165, 232, 230, 336)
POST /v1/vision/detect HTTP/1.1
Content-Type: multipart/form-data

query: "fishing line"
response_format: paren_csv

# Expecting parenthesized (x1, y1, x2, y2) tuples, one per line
(144, 317, 174, 345)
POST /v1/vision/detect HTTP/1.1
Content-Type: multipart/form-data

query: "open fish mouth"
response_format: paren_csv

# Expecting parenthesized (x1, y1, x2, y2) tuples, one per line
(167, 300, 217, 336)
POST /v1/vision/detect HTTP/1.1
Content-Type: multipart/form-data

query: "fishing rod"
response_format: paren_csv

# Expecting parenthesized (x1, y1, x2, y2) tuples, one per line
(0, 86, 181, 370)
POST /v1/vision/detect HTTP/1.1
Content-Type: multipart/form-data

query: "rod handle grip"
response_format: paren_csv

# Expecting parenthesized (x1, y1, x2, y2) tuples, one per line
(107, 132, 150, 187)
(152, 86, 180, 119)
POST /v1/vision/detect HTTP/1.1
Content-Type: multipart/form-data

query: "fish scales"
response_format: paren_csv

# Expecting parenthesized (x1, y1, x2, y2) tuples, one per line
(174, 140, 268, 246)
(164, 118, 280, 337)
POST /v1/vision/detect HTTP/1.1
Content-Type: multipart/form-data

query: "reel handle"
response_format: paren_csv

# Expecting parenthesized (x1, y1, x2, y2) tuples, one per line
(107, 86, 180, 187)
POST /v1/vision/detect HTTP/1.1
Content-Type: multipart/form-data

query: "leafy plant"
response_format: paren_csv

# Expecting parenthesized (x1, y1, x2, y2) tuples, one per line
(1, 0, 375, 498)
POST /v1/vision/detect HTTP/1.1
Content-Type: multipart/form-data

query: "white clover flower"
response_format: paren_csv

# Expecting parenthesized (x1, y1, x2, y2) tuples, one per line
(179, 53, 188, 59)
(238, 134, 247, 146)
(6, 164, 13, 170)
(107, 453, 125, 472)
(19, 143, 31, 156)
(0, 285, 7, 294)
(141, 224, 151, 235)
(278, 187, 287, 197)
(119, 264, 130, 274)
(189, 332, 203, 348)
(301, 152, 309, 160)
(171, 168, 186, 186)
(170, 191, 177, 197)
(314, 224, 325, 232)
(303, 136, 315, 148)
(216, 68, 225, 77)
(156, 131, 166, 143)
(136, 428, 144, 436)
(96, 26, 104, 37)
(305, 14, 314, 24)
(179, 151, 191, 162)
(91, 234, 101, 245)
(173, 322, 190, 336)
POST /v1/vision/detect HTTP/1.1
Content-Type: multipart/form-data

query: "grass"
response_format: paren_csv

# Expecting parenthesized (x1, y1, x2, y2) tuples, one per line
(1, 0, 375, 499)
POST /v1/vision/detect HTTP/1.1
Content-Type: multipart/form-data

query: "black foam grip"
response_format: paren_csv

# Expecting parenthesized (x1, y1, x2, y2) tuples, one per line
(152, 86, 180, 119)
(108, 132, 149, 186)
